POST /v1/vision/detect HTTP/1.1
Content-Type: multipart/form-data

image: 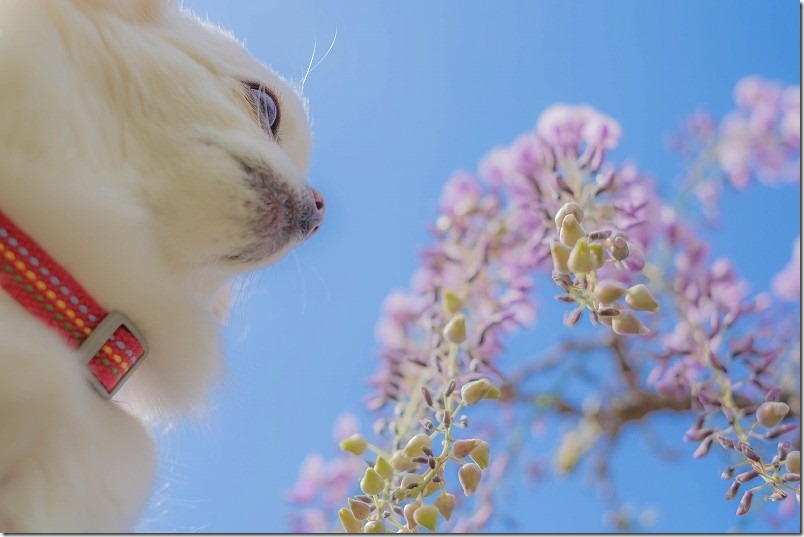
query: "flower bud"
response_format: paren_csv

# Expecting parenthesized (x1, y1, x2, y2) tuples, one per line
(683, 427, 714, 442)
(441, 290, 462, 316)
(413, 504, 440, 532)
(403, 434, 433, 458)
(594, 280, 627, 304)
(443, 314, 466, 344)
(559, 214, 585, 247)
(564, 308, 582, 327)
(716, 436, 734, 449)
(557, 431, 581, 473)
(625, 284, 659, 312)
(349, 498, 372, 520)
(434, 493, 457, 521)
(403, 501, 420, 529)
(611, 311, 649, 336)
(725, 480, 740, 500)
(458, 462, 482, 496)
(735, 470, 759, 483)
(363, 520, 386, 533)
(452, 438, 479, 458)
(609, 234, 629, 261)
(339, 507, 363, 533)
(736, 490, 753, 516)
(470, 440, 490, 469)
(554, 202, 585, 230)
(390, 450, 417, 471)
(374, 456, 394, 479)
(755, 401, 790, 428)
(360, 467, 386, 496)
(622, 241, 646, 271)
(340, 434, 368, 455)
(568, 239, 603, 274)
(740, 443, 761, 463)
(550, 240, 572, 274)
(786, 450, 801, 474)
(783, 473, 801, 482)
(400, 473, 422, 491)
(460, 378, 501, 405)
(693, 436, 713, 458)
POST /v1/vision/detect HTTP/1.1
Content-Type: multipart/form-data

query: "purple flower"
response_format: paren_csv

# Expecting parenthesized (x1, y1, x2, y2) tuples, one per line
(772, 237, 800, 301)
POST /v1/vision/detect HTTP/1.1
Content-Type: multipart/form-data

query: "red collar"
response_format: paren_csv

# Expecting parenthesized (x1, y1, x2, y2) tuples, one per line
(0, 211, 147, 399)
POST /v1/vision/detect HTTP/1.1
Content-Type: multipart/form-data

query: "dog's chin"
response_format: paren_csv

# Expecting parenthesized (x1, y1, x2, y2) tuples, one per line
(223, 235, 301, 269)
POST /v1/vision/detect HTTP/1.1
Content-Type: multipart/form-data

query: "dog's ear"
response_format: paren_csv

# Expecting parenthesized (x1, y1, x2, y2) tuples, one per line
(71, 0, 172, 24)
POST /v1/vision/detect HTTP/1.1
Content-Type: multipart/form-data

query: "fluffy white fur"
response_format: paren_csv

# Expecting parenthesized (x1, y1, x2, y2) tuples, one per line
(0, 0, 319, 531)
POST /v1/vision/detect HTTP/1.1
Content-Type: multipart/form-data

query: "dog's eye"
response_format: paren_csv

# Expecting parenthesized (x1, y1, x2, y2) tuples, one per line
(245, 81, 280, 136)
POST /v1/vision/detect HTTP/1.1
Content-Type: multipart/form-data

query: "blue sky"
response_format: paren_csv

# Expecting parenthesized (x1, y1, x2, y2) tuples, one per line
(137, 1, 799, 532)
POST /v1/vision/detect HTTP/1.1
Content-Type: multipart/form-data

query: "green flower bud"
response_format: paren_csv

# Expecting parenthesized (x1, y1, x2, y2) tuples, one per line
(403, 501, 420, 529)
(785, 450, 800, 474)
(452, 438, 479, 458)
(611, 311, 649, 336)
(460, 378, 501, 405)
(443, 314, 467, 344)
(400, 473, 422, 491)
(413, 505, 440, 532)
(340, 433, 368, 455)
(755, 401, 789, 428)
(625, 284, 659, 312)
(560, 213, 585, 247)
(434, 493, 457, 521)
(550, 240, 572, 274)
(593, 280, 627, 304)
(556, 431, 581, 473)
(470, 440, 490, 469)
(403, 433, 432, 458)
(363, 520, 386, 533)
(339, 507, 363, 533)
(458, 462, 482, 496)
(349, 498, 371, 520)
(554, 202, 585, 230)
(441, 290, 463, 316)
(374, 456, 394, 480)
(590, 242, 605, 266)
(360, 467, 386, 496)
(390, 450, 417, 471)
(568, 239, 602, 274)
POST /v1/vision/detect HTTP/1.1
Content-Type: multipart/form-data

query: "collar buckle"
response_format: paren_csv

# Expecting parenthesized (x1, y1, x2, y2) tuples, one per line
(78, 311, 148, 399)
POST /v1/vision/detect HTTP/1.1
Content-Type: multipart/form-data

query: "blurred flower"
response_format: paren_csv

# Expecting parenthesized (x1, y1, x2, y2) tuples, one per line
(673, 76, 800, 222)
(772, 237, 800, 301)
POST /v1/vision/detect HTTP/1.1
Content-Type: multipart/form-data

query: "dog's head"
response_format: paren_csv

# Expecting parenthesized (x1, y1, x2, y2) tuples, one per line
(19, 0, 324, 275)
(0, 0, 326, 414)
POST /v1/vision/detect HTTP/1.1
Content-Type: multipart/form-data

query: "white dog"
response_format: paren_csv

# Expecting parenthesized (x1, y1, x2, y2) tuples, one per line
(0, 0, 323, 531)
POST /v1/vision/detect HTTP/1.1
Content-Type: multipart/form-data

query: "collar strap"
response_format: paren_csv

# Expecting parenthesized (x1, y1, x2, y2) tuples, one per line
(0, 211, 147, 399)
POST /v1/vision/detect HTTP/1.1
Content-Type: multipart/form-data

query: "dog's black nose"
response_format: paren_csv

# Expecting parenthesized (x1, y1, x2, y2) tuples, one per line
(304, 187, 325, 239)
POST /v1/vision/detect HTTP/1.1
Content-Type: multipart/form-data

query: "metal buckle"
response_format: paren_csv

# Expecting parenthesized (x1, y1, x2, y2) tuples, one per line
(78, 310, 148, 400)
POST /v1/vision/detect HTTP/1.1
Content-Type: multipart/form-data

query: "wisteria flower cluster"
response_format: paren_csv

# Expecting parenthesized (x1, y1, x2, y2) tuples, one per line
(287, 77, 800, 532)
(670, 76, 800, 221)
